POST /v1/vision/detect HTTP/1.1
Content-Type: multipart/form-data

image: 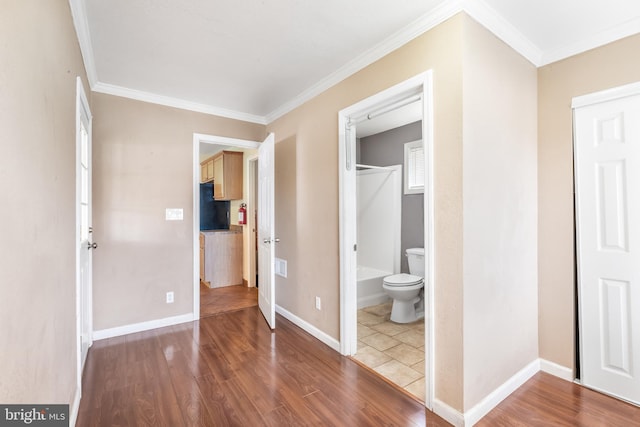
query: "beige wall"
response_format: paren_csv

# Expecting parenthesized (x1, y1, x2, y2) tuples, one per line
(461, 16, 538, 410)
(538, 33, 640, 369)
(0, 0, 89, 405)
(267, 14, 466, 410)
(92, 93, 264, 330)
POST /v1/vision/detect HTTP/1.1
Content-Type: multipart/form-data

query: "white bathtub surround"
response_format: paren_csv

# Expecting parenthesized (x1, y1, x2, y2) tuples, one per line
(356, 165, 402, 309)
(357, 266, 391, 308)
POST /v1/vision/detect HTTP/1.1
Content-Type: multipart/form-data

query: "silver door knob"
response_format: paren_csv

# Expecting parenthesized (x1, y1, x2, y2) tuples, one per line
(87, 242, 98, 249)
(263, 238, 271, 244)
(274, 238, 280, 243)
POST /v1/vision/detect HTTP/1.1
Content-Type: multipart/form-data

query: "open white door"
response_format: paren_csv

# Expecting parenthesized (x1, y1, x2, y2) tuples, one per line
(574, 87, 640, 405)
(258, 133, 276, 329)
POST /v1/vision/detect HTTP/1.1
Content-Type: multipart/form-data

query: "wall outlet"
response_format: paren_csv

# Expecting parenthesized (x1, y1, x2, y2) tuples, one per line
(315, 296, 321, 310)
(166, 291, 174, 304)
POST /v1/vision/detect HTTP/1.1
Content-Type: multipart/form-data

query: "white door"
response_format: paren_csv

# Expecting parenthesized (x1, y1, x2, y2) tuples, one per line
(258, 133, 276, 329)
(76, 78, 94, 369)
(575, 91, 640, 405)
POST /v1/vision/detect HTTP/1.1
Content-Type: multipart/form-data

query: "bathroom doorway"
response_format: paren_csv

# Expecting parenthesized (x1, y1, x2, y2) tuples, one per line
(338, 72, 434, 407)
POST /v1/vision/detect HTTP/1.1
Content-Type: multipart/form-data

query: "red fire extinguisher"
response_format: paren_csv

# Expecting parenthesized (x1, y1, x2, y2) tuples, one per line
(238, 203, 247, 225)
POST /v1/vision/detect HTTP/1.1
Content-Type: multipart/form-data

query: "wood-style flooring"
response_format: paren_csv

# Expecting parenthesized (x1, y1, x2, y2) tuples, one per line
(76, 306, 443, 426)
(200, 283, 257, 318)
(477, 371, 640, 426)
(77, 305, 640, 426)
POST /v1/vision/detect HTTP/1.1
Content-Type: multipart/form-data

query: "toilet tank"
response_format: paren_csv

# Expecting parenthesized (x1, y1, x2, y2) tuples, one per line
(406, 248, 425, 277)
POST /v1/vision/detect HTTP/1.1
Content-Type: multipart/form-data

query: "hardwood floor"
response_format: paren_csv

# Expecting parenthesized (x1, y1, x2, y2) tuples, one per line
(478, 372, 640, 427)
(77, 306, 444, 426)
(77, 305, 640, 426)
(200, 283, 257, 318)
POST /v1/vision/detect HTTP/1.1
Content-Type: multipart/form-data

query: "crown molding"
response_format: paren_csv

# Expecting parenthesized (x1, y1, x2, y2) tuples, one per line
(462, 0, 543, 66)
(68, 0, 98, 86)
(540, 16, 640, 66)
(67, 0, 266, 124)
(93, 82, 267, 125)
(68, 0, 640, 126)
(266, 0, 547, 122)
(265, 0, 464, 123)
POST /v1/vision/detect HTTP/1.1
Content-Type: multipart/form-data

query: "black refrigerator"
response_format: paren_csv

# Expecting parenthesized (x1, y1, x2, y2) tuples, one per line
(200, 183, 230, 230)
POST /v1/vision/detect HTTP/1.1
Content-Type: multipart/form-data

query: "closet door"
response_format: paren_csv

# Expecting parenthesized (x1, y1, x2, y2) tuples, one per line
(574, 89, 640, 405)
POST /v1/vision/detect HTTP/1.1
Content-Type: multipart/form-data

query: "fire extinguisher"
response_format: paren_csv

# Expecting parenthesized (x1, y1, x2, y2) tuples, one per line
(238, 203, 247, 225)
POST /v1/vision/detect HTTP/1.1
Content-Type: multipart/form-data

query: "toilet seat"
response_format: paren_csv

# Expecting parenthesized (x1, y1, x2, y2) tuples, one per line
(383, 273, 423, 287)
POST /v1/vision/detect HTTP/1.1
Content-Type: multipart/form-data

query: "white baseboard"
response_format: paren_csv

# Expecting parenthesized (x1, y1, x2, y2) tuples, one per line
(433, 399, 464, 427)
(93, 313, 195, 340)
(540, 358, 574, 382)
(275, 305, 341, 352)
(70, 386, 81, 426)
(433, 358, 574, 426)
(464, 359, 540, 426)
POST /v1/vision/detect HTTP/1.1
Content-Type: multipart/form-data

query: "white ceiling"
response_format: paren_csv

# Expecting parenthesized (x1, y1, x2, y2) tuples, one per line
(73, 0, 640, 125)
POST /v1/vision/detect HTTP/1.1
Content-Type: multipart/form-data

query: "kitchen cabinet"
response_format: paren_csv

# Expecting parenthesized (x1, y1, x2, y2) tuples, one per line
(212, 150, 243, 200)
(200, 157, 214, 183)
(200, 230, 242, 288)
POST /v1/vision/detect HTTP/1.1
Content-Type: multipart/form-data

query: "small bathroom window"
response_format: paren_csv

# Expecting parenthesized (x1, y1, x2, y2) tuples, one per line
(404, 140, 424, 194)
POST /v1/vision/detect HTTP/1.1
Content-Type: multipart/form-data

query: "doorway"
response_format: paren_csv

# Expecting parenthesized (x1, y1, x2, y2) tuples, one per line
(198, 140, 257, 317)
(338, 72, 434, 407)
(192, 133, 276, 327)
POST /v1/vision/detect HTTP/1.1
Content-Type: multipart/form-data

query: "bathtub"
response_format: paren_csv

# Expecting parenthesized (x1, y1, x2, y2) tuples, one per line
(357, 266, 391, 309)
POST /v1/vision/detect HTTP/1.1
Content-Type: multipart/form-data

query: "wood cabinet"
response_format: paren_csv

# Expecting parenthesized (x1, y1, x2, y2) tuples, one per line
(212, 151, 243, 200)
(200, 157, 214, 183)
(200, 150, 243, 200)
(200, 230, 242, 288)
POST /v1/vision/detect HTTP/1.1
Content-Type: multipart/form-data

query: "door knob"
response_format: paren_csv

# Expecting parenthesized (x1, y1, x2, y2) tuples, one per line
(263, 238, 271, 244)
(274, 238, 280, 243)
(87, 242, 98, 249)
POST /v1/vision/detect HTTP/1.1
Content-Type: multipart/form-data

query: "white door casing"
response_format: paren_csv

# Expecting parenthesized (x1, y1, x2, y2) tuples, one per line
(75, 77, 93, 376)
(338, 71, 434, 409)
(574, 84, 640, 405)
(258, 133, 276, 329)
(192, 134, 263, 319)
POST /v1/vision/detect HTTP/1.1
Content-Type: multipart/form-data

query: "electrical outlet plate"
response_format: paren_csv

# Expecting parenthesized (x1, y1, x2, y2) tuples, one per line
(166, 291, 174, 303)
(315, 296, 321, 310)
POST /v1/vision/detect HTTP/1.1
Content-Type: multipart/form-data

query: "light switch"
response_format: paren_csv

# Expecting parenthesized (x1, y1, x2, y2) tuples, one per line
(165, 208, 183, 221)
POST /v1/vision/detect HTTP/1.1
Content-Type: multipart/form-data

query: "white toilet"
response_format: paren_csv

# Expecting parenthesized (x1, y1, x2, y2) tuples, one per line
(382, 248, 425, 323)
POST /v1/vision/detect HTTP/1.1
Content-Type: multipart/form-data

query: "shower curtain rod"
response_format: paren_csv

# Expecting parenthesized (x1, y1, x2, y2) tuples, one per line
(349, 94, 422, 126)
(356, 163, 396, 171)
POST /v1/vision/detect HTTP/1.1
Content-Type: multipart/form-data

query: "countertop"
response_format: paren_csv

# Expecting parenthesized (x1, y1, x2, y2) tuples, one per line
(200, 225, 242, 234)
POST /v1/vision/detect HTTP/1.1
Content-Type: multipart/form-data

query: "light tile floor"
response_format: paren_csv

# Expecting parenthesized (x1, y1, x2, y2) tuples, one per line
(354, 302, 426, 402)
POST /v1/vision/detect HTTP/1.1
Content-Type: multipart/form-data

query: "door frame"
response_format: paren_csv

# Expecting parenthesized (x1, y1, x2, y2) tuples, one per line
(338, 71, 435, 408)
(192, 133, 261, 319)
(74, 76, 93, 417)
(572, 80, 640, 393)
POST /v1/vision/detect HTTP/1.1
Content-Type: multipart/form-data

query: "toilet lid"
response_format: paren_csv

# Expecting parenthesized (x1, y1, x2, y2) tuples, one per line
(384, 273, 423, 287)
